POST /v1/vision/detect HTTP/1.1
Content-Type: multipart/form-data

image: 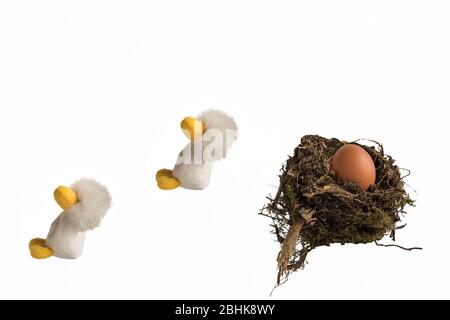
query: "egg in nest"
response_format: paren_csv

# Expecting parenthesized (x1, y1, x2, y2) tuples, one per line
(330, 144, 376, 191)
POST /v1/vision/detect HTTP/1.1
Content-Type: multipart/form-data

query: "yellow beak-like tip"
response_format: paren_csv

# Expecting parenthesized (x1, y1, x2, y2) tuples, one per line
(54, 186, 78, 210)
(180, 117, 205, 140)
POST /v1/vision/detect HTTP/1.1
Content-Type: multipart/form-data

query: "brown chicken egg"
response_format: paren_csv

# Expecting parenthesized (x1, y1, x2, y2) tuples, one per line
(330, 144, 376, 191)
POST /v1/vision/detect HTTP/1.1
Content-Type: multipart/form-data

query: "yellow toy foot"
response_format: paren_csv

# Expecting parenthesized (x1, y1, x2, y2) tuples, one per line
(29, 238, 53, 259)
(156, 169, 181, 190)
(29, 238, 46, 249)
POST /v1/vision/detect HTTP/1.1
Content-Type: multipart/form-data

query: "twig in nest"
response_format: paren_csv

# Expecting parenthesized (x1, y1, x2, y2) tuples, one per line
(374, 241, 422, 251)
(271, 176, 286, 210)
(277, 209, 315, 285)
(353, 138, 384, 155)
(400, 168, 411, 179)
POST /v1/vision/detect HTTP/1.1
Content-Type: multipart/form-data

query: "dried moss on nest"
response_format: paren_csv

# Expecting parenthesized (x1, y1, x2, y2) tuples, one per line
(261, 135, 418, 285)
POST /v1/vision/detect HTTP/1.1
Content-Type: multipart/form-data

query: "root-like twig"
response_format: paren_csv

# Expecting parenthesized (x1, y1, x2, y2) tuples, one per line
(276, 210, 315, 285)
(374, 241, 422, 251)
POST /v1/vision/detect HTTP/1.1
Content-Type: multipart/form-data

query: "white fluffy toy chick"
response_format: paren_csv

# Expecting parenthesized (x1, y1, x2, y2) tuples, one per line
(29, 179, 112, 260)
(156, 109, 238, 190)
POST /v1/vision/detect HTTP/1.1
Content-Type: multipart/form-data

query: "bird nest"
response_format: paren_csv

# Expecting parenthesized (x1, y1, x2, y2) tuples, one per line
(260, 135, 419, 285)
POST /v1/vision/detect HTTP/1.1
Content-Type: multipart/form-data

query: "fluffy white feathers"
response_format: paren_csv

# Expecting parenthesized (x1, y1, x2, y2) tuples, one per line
(198, 109, 238, 162)
(65, 179, 112, 231)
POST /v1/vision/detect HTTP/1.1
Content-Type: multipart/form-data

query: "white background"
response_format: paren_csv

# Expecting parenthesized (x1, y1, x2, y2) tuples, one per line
(0, 0, 449, 300)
